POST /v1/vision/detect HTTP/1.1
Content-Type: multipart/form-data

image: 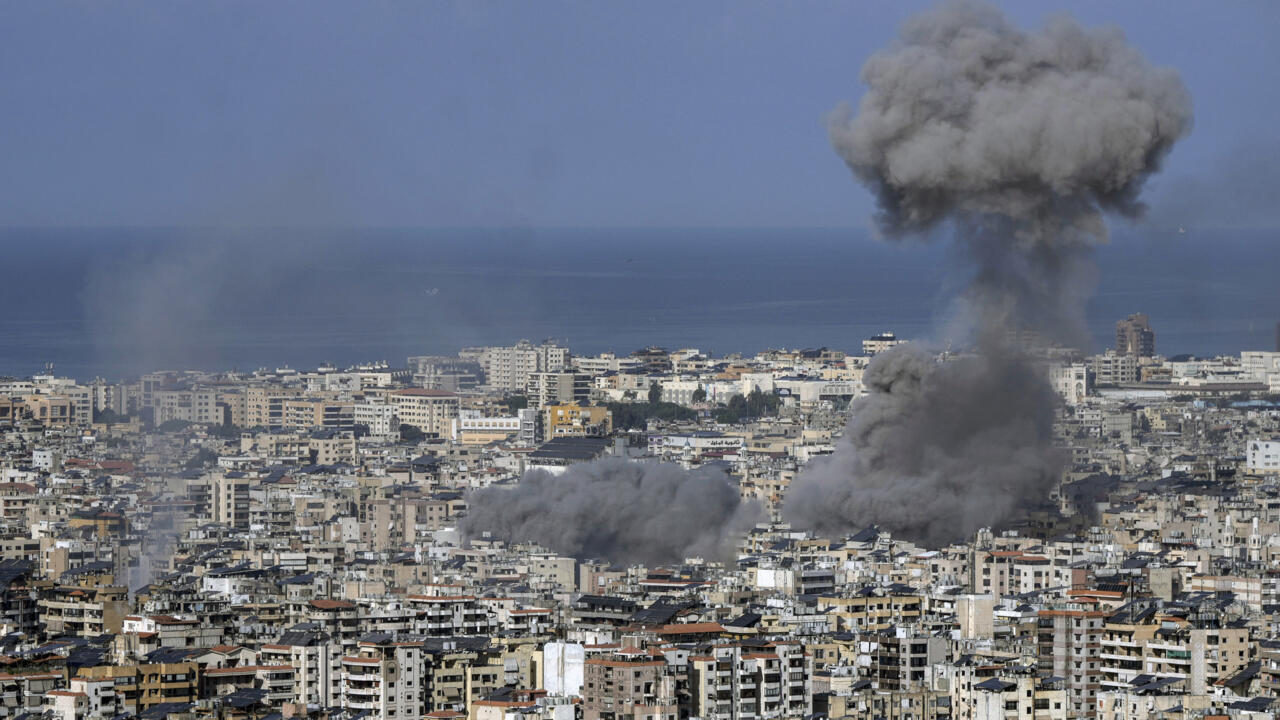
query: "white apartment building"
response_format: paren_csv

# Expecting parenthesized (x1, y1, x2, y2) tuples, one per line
(260, 637, 342, 708)
(573, 352, 642, 375)
(526, 372, 589, 409)
(354, 401, 399, 438)
(340, 639, 428, 718)
(462, 340, 569, 392)
(1248, 439, 1280, 474)
(1242, 350, 1280, 391)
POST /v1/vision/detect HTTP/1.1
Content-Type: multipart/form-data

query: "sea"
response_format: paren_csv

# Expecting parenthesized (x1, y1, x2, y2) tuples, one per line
(1, 226, 1277, 381)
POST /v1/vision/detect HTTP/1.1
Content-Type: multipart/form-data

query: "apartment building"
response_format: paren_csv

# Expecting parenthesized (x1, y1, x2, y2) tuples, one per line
(354, 400, 400, 438)
(152, 389, 223, 426)
(946, 667, 1067, 720)
(584, 653, 678, 720)
(1037, 609, 1107, 719)
(817, 593, 924, 633)
(212, 474, 252, 530)
(260, 630, 343, 708)
(76, 662, 198, 715)
(244, 386, 303, 428)
(1247, 439, 1280, 474)
(687, 642, 812, 720)
(267, 396, 353, 432)
(392, 389, 460, 438)
(1099, 614, 1251, 694)
(1091, 351, 1139, 386)
(462, 340, 569, 393)
(526, 372, 591, 410)
(37, 584, 129, 637)
(405, 594, 496, 637)
(1116, 314, 1156, 358)
(863, 629, 948, 691)
(544, 403, 611, 438)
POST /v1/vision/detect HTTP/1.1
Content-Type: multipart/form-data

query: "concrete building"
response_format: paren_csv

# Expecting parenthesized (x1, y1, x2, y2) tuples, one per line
(526, 372, 590, 410)
(584, 653, 678, 720)
(863, 332, 905, 356)
(340, 637, 429, 718)
(392, 389, 460, 438)
(1247, 438, 1280, 474)
(462, 340, 569, 393)
(1116, 313, 1156, 357)
(1037, 609, 1107, 719)
(213, 473, 252, 529)
(544, 404, 611, 438)
(687, 642, 812, 720)
(1050, 363, 1091, 405)
(1091, 351, 1139, 386)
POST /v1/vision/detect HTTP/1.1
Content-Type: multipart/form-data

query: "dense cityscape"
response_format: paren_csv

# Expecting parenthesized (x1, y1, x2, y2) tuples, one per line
(2, 319, 1280, 720)
(4, 0, 1277, 719)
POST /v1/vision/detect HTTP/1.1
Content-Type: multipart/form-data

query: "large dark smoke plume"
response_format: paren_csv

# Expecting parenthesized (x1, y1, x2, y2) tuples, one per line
(785, 1, 1190, 546)
(462, 458, 762, 566)
(784, 341, 1060, 547)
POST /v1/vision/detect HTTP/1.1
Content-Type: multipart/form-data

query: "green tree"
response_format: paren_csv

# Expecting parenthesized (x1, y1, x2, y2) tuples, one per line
(93, 408, 126, 425)
(691, 387, 707, 404)
(158, 419, 193, 433)
(605, 401, 697, 430)
(713, 389, 781, 424)
(504, 395, 529, 413)
(648, 382, 662, 404)
(399, 423, 425, 442)
(210, 422, 242, 439)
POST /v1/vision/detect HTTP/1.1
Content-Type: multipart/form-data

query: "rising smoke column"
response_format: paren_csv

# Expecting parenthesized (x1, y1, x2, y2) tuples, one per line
(462, 458, 761, 566)
(784, 342, 1060, 547)
(784, 1, 1191, 546)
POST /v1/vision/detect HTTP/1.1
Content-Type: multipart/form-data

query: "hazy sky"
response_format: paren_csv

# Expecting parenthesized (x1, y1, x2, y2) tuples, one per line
(2, 1, 1277, 229)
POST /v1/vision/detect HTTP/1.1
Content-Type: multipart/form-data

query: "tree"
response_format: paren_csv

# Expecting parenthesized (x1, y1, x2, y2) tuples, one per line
(712, 389, 781, 424)
(210, 422, 242, 439)
(503, 395, 529, 414)
(605, 401, 697, 430)
(648, 382, 662, 404)
(691, 387, 707, 404)
(93, 408, 126, 425)
(399, 423, 425, 442)
(158, 419, 193, 433)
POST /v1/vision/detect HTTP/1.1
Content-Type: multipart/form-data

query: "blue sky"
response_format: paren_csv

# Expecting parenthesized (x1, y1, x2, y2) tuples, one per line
(2, 1, 1276, 229)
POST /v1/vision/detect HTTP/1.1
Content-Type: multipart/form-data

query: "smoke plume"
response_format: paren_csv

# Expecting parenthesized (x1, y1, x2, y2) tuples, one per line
(785, 342, 1059, 547)
(462, 458, 761, 566)
(785, 1, 1190, 545)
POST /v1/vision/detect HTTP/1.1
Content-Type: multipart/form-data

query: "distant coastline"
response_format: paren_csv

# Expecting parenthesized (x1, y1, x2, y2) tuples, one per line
(1, 226, 1276, 381)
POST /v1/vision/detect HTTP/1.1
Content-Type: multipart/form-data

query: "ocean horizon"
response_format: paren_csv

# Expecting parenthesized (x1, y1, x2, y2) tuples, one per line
(1, 225, 1277, 381)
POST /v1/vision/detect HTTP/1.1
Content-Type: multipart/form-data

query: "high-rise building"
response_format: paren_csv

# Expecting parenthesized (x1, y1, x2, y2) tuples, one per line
(460, 340, 569, 393)
(1115, 313, 1155, 357)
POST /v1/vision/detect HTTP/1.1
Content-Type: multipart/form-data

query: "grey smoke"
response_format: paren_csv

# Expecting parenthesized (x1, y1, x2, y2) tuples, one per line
(128, 499, 183, 593)
(828, 1, 1191, 246)
(784, 342, 1059, 547)
(462, 458, 762, 566)
(785, 2, 1190, 545)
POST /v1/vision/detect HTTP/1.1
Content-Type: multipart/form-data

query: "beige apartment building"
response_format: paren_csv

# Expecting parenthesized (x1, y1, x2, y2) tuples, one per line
(392, 388, 460, 438)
